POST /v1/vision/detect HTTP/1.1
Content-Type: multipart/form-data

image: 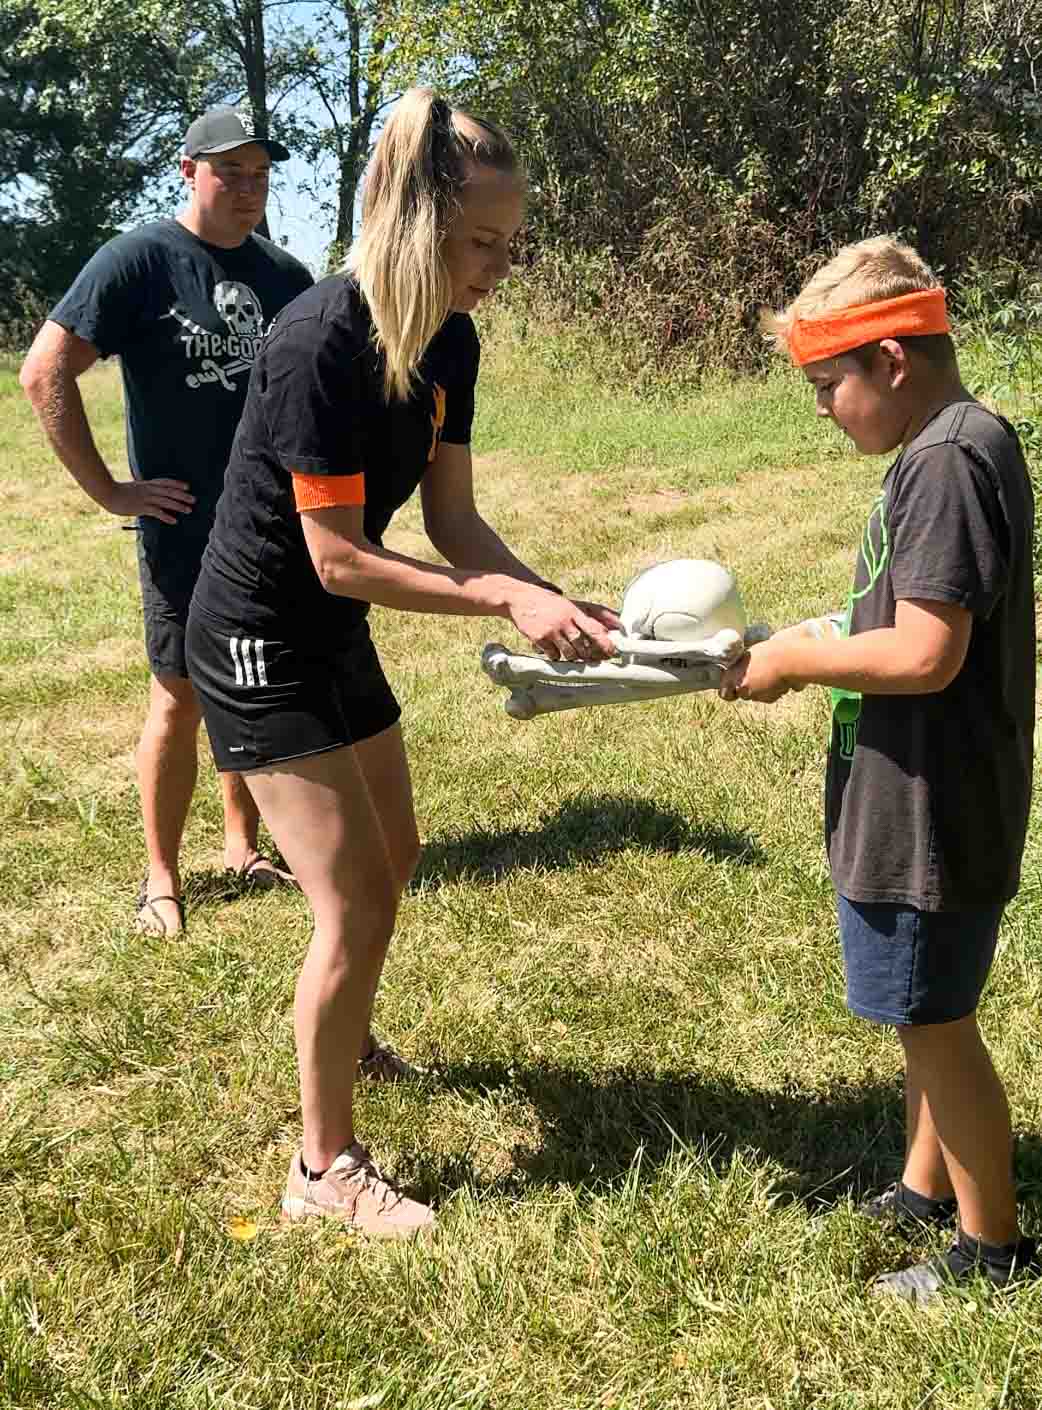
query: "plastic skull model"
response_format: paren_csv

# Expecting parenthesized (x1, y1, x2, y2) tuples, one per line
(213, 281, 263, 338)
(620, 558, 747, 642)
(480, 557, 771, 720)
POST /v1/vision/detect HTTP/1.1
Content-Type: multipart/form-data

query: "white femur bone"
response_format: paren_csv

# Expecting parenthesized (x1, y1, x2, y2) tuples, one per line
(481, 624, 770, 721)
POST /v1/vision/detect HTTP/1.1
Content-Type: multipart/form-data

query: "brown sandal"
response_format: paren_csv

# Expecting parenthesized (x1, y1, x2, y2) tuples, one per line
(134, 878, 186, 936)
(234, 855, 299, 891)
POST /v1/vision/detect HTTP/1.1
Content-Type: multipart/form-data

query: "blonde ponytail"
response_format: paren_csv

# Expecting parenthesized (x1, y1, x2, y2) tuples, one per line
(346, 87, 520, 402)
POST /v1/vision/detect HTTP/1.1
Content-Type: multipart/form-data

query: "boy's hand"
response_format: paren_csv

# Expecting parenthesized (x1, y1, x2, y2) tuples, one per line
(719, 639, 793, 704)
(770, 614, 844, 645)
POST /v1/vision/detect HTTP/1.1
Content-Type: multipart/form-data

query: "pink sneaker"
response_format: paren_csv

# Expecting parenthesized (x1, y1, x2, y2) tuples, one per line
(281, 1145, 435, 1239)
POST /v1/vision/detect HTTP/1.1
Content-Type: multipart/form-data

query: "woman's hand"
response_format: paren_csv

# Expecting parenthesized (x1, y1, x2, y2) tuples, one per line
(571, 599, 622, 633)
(507, 586, 618, 660)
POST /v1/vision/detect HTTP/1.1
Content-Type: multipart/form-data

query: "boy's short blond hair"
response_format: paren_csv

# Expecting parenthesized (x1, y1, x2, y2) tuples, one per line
(763, 236, 942, 349)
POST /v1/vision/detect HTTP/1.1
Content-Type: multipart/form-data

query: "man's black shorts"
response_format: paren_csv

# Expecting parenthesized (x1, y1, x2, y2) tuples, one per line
(184, 607, 401, 772)
(137, 530, 206, 678)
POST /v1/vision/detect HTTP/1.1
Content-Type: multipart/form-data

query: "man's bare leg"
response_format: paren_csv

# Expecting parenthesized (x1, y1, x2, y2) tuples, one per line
(220, 771, 294, 882)
(136, 673, 201, 935)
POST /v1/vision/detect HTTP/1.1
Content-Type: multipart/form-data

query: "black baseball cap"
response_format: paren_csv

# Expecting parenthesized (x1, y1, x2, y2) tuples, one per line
(183, 107, 290, 162)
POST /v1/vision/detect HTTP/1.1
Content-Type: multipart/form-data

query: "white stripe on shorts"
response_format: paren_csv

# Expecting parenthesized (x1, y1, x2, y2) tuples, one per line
(229, 636, 244, 686)
(241, 638, 256, 687)
(254, 639, 268, 686)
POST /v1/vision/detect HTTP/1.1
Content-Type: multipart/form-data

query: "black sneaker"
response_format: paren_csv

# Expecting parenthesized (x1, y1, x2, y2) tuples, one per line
(872, 1232, 1040, 1307)
(859, 1181, 958, 1237)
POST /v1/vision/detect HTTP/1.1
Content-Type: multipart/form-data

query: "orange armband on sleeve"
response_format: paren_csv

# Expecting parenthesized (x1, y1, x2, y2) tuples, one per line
(291, 471, 366, 512)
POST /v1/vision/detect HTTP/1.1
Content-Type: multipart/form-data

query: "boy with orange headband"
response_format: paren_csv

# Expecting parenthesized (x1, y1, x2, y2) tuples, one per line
(720, 236, 1037, 1305)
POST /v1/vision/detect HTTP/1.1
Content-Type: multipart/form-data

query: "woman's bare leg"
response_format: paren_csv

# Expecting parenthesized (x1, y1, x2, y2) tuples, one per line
(352, 723, 421, 1051)
(242, 746, 397, 1169)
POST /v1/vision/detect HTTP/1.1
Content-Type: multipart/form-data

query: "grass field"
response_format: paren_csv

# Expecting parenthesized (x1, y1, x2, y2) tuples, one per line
(2, 332, 1042, 1410)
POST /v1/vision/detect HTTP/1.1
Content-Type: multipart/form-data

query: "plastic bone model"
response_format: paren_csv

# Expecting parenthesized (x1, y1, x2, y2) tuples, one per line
(481, 558, 771, 720)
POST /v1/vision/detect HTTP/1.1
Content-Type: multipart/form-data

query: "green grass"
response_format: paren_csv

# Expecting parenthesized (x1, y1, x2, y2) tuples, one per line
(2, 339, 1042, 1409)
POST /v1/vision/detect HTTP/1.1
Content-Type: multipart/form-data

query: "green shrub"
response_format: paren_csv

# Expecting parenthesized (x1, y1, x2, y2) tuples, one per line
(957, 261, 1042, 588)
(0, 280, 49, 356)
(458, 0, 1042, 379)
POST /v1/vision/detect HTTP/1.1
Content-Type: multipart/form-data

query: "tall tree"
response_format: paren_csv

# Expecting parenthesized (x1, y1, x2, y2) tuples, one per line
(0, 0, 197, 304)
(197, 0, 281, 236)
(287, 0, 466, 264)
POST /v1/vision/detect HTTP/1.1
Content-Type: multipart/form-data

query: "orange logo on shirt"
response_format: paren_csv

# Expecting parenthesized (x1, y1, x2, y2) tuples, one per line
(428, 383, 447, 462)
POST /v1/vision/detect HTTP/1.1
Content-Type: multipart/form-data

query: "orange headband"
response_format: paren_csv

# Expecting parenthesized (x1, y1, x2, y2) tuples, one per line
(788, 288, 950, 367)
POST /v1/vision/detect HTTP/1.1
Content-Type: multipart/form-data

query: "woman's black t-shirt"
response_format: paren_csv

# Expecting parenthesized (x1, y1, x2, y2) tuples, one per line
(193, 275, 480, 645)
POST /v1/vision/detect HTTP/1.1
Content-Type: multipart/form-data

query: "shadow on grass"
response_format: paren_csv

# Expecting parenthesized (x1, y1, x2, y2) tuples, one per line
(412, 796, 765, 890)
(180, 868, 242, 907)
(180, 854, 298, 908)
(421, 1057, 1042, 1218)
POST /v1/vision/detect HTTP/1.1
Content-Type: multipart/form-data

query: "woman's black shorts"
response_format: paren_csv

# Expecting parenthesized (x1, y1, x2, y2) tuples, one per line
(185, 608, 401, 772)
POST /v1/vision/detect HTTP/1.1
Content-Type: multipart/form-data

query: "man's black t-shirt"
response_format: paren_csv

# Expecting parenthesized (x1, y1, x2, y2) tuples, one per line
(826, 401, 1035, 909)
(49, 219, 314, 551)
(193, 275, 480, 644)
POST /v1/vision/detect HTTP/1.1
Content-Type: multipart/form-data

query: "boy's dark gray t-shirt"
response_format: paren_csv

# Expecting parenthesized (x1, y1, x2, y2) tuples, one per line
(49, 219, 313, 551)
(826, 401, 1035, 910)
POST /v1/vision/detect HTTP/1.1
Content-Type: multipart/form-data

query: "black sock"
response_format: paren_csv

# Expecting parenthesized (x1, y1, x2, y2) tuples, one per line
(900, 1182, 957, 1218)
(300, 1155, 328, 1181)
(948, 1230, 1038, 1285)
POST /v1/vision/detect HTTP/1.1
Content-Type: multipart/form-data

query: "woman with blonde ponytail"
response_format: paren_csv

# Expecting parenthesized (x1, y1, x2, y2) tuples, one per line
(185, 88, 619, 1238)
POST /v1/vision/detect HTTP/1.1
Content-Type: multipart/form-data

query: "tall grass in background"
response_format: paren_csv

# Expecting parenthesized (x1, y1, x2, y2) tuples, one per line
(479, 252, 1042, 571)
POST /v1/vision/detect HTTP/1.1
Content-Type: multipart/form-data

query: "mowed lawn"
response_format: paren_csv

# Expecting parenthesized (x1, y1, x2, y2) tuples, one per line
(1, 334, 1041, 1409)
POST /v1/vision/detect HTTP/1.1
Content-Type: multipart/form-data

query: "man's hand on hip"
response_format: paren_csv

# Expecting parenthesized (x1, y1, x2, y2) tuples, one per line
(102, 479, 196, 525)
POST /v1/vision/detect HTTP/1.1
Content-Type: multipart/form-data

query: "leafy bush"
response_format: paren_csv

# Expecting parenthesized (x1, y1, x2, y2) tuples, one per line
(457, 0, 1042, 379)
(957, 260, 1042, 587)
(0, 279, 49, 355)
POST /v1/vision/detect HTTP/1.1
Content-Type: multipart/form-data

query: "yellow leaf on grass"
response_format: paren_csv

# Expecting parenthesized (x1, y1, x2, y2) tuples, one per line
(227, 1216, 259, 1242)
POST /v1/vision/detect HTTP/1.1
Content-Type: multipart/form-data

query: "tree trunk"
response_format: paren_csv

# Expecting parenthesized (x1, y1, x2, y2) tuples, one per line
(329, 7, 392, 262)
(238, 0, 272, 239)
(336, 163, 358, 250)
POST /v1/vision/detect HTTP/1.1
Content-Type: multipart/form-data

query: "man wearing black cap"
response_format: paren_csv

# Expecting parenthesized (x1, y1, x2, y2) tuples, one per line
(19, 108, 314, 935)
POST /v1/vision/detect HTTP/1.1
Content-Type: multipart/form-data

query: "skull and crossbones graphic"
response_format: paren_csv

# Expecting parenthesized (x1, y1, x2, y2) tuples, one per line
(165, 281, 266, 389)
(212, 281, 263, 339)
